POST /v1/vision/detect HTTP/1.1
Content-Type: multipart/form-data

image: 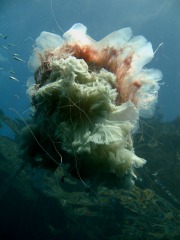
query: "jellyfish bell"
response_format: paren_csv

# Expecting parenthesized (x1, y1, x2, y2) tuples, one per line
(24, 23, 162, 187)
(28, 31, 64, 72)
(63, 23, 93, 45)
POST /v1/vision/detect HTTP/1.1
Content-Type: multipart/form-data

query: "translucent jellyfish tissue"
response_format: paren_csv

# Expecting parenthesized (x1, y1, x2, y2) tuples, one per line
(26, 23, 162, 186)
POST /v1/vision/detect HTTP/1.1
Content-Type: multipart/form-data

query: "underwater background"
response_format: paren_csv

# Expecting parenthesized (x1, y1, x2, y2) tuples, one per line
(0, 0, 180, 239)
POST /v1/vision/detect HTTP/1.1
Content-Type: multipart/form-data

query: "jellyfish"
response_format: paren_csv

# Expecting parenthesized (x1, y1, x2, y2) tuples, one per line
(24, 23, 162, 186)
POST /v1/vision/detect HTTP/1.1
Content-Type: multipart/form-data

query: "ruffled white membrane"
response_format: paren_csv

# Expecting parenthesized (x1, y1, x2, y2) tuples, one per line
(28, 31, 64, 71)
(27, 23, 162, 184)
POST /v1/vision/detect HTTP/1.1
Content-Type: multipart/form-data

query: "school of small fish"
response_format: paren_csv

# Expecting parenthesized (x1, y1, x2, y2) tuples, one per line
(0, 32, 25, 84)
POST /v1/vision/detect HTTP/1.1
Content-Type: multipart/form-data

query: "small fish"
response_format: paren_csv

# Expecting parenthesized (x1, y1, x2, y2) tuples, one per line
(152, 172, 158, 177)
(1, 46, 8, 50)
(9, 76, 19, 82)
(0, 67, 3, 70)
(13, 53, 20, 56)
(0, 34, 8, 39)
(10, 70, 15, 74)
(13, 56, 25, 63)
(8, 43, 15, 47)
